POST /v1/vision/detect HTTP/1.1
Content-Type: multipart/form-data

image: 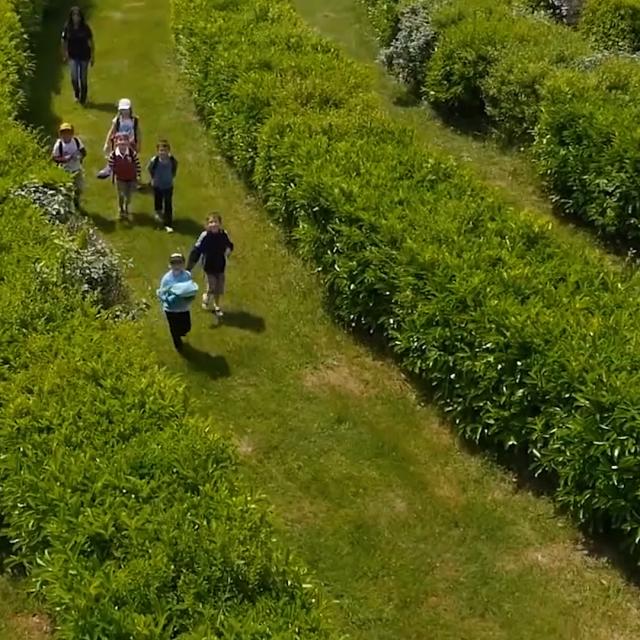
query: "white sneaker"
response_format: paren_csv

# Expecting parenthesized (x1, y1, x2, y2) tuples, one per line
(214, 306, 224, 317)
(165, 226, 174, 233)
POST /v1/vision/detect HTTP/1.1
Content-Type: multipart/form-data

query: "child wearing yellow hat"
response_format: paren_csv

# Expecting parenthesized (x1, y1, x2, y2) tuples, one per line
(52, 122, 86, 208)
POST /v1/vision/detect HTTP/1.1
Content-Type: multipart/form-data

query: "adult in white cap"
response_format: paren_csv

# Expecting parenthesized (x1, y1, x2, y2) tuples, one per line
(102, 97, 142, 155)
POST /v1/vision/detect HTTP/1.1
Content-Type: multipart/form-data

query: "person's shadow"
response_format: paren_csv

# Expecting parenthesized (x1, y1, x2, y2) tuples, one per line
(215, 310, 265, 333)
(181, 344, 231, 379)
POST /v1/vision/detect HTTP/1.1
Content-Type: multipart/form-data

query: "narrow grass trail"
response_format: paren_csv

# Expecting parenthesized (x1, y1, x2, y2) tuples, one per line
(291, 0, 624, 262)
(15, 0, 640, 638)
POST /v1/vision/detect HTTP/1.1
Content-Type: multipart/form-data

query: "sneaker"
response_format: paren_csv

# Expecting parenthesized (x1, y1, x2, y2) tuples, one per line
(165, 226, 174, 233)
(214, 306, 224, 317)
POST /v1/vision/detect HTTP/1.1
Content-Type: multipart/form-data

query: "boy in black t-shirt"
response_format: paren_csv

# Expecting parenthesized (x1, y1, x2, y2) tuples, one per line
(186, 214, 234, 317)
(61, 6, 94, 105)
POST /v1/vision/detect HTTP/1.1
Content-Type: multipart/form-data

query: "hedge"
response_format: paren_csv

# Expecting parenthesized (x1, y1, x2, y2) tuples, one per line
(371, 0, 640, 243)
(0, 1, 334, 637)
(173, 0, 640, 558)
(580, 0, 640, 51)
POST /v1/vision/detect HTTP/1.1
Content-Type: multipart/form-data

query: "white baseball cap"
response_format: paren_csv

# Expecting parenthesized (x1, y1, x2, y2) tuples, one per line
(118, 98, 132, 110)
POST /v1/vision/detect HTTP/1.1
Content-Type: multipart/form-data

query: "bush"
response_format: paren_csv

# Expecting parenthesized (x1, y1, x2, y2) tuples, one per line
(423, 0, 587, 138)
(534, 57, 640, 239)
(521, 0, 582, 23)
(380, 1, 437, 93)
(581, 0, 640, 51)
(174, 0, 640, 559)
(360, 0, 402, 44)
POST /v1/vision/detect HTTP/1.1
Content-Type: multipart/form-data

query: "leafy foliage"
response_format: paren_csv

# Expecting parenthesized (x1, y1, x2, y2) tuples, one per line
(173, 0, 640, 561)
(580, 0, 640, 52)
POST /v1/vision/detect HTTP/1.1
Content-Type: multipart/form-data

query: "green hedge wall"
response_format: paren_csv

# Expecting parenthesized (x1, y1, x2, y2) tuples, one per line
(580, 0, 640, 51)
(173, 0, 640, 558)
(0, 1, 333, 637)
(370, 0, 640, 244)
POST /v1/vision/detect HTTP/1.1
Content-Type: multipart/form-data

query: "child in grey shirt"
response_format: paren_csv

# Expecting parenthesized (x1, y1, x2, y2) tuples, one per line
(148, 139, 178, 233)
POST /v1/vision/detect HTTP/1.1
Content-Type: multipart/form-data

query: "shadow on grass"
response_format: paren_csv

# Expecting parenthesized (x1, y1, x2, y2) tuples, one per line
(216, 310, 266, 333)
(24, 0, 96, 138)
(338, 318, 640, 587)
(181, 343, 231, 379)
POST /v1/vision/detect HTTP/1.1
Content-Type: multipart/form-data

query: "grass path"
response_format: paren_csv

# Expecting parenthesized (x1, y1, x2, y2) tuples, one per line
(7, 0, 640, 637)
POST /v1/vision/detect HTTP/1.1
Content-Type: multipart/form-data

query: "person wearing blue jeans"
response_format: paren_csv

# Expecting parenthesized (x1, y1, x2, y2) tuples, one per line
(61, 6, 94, 105)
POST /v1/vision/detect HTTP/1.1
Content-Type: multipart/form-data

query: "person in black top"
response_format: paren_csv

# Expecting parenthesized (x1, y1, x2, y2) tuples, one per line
(61, 6, 94, 105)
(186, 214, 234, 318)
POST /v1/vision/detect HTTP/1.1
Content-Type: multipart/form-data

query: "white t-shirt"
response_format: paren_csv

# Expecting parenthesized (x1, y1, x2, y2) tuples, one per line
(52, 138, 85, 173)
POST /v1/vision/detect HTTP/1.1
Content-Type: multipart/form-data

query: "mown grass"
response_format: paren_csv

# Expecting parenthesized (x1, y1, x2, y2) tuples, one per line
(8, 0, 640, 637)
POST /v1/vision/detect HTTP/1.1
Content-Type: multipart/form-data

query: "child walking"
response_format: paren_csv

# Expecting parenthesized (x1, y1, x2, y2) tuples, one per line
(157, 253, 199, 352)
(52, 122, 86, 207)
(103, 98, 142, 153)
(148, 139, 178, 233)
(186, 214, 234, 318)
(107, 133, 141, 220)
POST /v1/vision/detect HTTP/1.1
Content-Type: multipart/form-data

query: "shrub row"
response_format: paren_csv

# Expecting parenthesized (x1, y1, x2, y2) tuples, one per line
(374, 0, 640, 243)
(173, 0, 640, 557)
(0, 1, 334, 636)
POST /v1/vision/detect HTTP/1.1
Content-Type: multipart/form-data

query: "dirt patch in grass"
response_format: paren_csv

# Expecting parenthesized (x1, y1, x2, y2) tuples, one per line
(9, 613, 52, 640)
(303, 358, 370, 398)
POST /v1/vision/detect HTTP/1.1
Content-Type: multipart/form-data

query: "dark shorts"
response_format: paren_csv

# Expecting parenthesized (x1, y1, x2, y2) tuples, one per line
(205, 272, 225, 296)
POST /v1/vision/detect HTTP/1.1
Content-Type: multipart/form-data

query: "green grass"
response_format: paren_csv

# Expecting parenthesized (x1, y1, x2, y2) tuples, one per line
(7, 0, 640, 637)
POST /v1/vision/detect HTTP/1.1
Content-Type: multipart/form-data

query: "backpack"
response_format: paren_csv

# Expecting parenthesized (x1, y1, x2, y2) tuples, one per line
(150, 155, 177, 175)
(55, 137, 83, 160)
(115, 115, 139, 141)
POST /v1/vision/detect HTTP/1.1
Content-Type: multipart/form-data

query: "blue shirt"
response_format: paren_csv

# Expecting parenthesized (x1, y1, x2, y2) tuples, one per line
(157, 269, 195, 312)
(148, 155, 177, 190)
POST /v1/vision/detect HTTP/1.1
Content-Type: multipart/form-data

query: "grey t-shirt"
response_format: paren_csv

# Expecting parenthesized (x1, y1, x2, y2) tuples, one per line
(148, 155, 177, 190)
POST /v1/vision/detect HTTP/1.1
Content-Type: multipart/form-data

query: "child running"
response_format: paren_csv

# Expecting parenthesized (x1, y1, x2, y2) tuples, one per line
(157, 253, 199, 352)
(186, 213, 234, 318)
(107, 133, 141, 220)
(148, 139, 178, 233)
(52, 122, 86, 208)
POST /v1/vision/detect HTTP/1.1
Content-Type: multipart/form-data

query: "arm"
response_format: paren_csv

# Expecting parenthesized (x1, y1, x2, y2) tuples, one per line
(225, 232, 234, 257)
(186, 232, 207, 271)
(107, 151, 116, 172)
(77, 140, 87, 161)
(133, 152, 141, 180)
(172, 157, 178, 177)
(60, 28, 68, 62)
(88, 26, 94, 65)
(147, 157, 155, 182)
(135, 124, 142, 154)
(103, 121, 116, 152)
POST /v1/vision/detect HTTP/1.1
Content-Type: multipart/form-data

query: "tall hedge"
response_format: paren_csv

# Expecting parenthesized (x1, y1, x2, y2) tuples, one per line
(0, 1, 334, 637)
(173, 0, 640, 558)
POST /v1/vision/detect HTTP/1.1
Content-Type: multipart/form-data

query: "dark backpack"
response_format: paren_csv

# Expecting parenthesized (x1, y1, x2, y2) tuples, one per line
(55, 137, 83, 160)
(150, 155, 177, 175)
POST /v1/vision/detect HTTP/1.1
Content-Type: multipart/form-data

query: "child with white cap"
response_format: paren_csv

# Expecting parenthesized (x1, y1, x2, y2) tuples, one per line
(103, 98, 142, 154)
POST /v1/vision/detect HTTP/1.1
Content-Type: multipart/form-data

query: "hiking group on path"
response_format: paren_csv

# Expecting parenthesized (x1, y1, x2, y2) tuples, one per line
(55, 6, 235, 353)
